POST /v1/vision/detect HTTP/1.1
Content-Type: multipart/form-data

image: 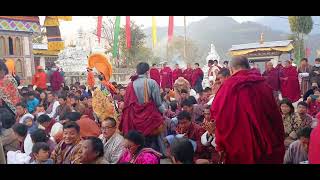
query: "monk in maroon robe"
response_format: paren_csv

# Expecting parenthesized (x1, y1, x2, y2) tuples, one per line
(160, 62, 173, 89)
(211, 56, 285, 164)
(191, 63, 204, 93)
(172, 64, 183, 84)
(149, 63, 160, 85)
(120, 62, 164, 138)
(183, 63, 193, 84)
(50, 67, 63, 93)
(280, 60, 301, 103)
(263, 61, 282, 102)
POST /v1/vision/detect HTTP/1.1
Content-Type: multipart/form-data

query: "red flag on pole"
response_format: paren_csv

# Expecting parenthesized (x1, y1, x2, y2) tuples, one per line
(126, 16, 131, 49)
(168, 16, 174, 42)
(97, 16, 102, 44)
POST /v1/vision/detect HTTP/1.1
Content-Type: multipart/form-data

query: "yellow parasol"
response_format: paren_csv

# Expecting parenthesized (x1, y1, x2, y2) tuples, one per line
(88, 52, 112, 81)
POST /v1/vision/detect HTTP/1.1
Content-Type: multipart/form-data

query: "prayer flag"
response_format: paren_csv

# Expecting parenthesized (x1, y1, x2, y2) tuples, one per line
(97, 16, 103, 44)
(152, 16, 157, 48)
(126, 16, 131, 49)
(168, 16, 174, 42)
(113, 16, 121, 58)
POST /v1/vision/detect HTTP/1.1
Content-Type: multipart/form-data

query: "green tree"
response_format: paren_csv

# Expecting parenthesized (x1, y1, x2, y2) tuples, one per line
(168, 36, 200, 65)
(119, 21, 152, 67)
(288, 16, 313, 64)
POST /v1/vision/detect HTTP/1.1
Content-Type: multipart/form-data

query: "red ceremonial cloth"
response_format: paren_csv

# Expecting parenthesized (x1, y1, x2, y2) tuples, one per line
(210, 69, 285, 164)
(262, 68, 281, 91)
(126, 16, 131, 49)
(191, 68, 203, 87)
(309, 112, 320, 164)
(50, 71, 63, 92)
(182, 68, 193, 84)
(149, 68, 160, 85)
(32, 72, 47, 90)
(119, 82, 164, 136)
(160, 67, 173, 89)
(280, 66, 301, 103)
(168, 16, 174, 42)
(172, 68, 182, 84)
(97, 16, 102, 43)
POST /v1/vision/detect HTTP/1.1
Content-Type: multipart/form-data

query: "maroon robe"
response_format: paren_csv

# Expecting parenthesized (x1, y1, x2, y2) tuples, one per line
(280, 65, 301, 103)
(183, 68, 193, 84)
(262, 68, 282, 91)
(50, 71, 63, 92)
(172, 68, 183, 84)
(160, 67, 173, 89)
(119, 82, 164, 136)
(149, 68, 161, 86)
(211, 69, 285, 164)
(191, 68, 204, 87)
(176, 122, 209, 160)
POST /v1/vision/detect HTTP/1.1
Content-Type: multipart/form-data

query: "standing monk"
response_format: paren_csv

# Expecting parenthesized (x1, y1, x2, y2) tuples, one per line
(50, 67, 63, 93)
(87, 68, 95, 90)
(210, 56, 285, 164)
(191, 63, 204, 93)
(160, 62, 173, 90)
(310, 58, 320, 88)
(172, 64, 183, 84)
(280, 60, 301, 103)
(183, 63, 193, 84)
(120, 62, 165, 153)
(149, 64, 160, 86)
(263, 61, 282, 103)
(298, 58, 312, 96)
(32, 66, 47, 92)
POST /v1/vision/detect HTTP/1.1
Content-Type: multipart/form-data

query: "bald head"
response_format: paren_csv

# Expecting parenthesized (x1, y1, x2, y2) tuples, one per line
(231, 56, 250, 71)
(266, 61, 273, 70)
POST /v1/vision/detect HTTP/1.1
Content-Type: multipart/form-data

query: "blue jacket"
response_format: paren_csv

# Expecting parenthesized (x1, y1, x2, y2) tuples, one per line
(27, 98, 39, 113)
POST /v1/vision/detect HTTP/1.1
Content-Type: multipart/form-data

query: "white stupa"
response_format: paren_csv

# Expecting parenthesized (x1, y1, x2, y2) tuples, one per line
(202, 43, 221, 88)
(55, 28, 90, 73)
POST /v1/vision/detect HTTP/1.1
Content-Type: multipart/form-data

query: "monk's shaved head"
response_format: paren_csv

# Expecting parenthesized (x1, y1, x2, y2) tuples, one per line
(231, 56, 250, 70)
(266, 61, 273, 70)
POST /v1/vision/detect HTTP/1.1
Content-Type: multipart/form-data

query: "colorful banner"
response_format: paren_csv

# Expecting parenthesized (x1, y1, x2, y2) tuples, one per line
(152, 16, 157, 48)
(126, 16, 131, 49)
(168, 16, 174, 42)
(97, 16, 103, 44)
(306, 47, 311, 58)
(113, 16, 121, 58)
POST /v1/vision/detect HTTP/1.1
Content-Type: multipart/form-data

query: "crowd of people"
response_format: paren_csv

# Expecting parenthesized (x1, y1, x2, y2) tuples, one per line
(1, 55, 320, 164)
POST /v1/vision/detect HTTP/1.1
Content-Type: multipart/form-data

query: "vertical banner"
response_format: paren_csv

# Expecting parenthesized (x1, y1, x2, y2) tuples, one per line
(152, 16, 157, 48)
(306, 47, 311, 58)
(97, 16, 103, 44)
(126, 16, 131, 49)
(113, 16, 121, 58)
(168, 16, 174, 42)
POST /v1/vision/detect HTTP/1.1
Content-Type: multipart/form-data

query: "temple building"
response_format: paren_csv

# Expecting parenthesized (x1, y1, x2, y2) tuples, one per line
(33, 43, 59, 70)
(229, 33, 294, 72)
(0, 16, 40, 80)
(0, 16, 71, 84)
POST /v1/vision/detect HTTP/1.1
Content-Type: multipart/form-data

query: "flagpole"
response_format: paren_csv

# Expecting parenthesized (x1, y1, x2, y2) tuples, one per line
(184, 16, 187, 62)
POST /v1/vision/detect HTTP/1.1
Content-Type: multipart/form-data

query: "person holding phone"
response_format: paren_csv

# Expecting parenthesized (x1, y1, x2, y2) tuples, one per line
(306, 88, 320, 117)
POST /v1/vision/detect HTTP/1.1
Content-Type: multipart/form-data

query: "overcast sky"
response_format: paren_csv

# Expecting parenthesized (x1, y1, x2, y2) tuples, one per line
(39, 16, 262, 40)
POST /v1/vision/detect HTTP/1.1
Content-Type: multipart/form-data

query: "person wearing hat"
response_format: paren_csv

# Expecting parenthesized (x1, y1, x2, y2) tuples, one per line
(86, 67, 95, 91)
(32, 66, 47, 92)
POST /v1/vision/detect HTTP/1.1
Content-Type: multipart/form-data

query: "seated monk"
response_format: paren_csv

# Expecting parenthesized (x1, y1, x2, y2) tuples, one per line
(175, 111, 210, 161)
(119, 62, 165, 153)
